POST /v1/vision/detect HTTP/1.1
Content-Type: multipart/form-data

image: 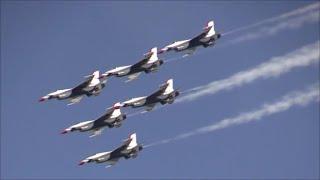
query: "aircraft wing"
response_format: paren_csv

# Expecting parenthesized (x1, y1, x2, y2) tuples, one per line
(94, 107, 115, 123)
(144, 103, 156, 111)
(189, 31, 207, 45)
(125, 72, 142, 82)
(89, 128, 104, 138)
(131, 56, 150, 70)
(105, 158, 120, 168)
(110, 142, 130, 158)
(67, 95, 85, 105)
(147, 83, 169, 100)
(71, 78, 92, 94)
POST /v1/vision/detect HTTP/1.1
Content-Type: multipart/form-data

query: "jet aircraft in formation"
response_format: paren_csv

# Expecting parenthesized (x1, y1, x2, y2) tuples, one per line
(122, 79, 180, 111)
(100, 47, 163, 82)
(40, 20, 220, 168)
(61, 79, 179, 137)
(159, 21, 221, 55)
(61, 102, 126, 137)
(39, 71, 106, 105)
(78, 133, 143, 168)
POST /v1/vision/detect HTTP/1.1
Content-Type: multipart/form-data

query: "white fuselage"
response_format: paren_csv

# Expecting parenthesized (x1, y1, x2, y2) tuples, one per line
(70, 120, 95, 131)
(48, 89, 73, 99)
(167, 39, 191, 51)
(123, 96, 147, 107)
(67, 108, 122, 132)
(107, 66, 132, 76)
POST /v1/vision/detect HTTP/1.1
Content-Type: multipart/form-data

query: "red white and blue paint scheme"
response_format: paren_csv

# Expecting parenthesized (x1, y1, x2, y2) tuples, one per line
(39, 71, 106, 105)
(78, 133, 143, 168)
(61, 102, 126, 137)
(159, 20, 221, 55)
(122, 79, 180, 111)
(100, 47, 164, 82)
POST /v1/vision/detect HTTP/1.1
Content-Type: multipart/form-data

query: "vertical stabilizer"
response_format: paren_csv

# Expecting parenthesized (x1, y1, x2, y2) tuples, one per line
(110, 102, 122, 118)
(89, 70, 100, 87)
(127, 133, 138, 149)
(148, 47, 159, 63)
(164, 78, 174, 95)
(205, 20, 216, 37)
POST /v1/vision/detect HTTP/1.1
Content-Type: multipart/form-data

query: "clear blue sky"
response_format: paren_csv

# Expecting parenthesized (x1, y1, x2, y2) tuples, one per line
(1, 1, 319, 179)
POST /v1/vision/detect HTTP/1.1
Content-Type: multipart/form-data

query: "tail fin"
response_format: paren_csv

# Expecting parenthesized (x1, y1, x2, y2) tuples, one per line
(204, 20, 215, 36)
(109, 102, 122, 118)
(113, 102, 122, 108)
(127, 133, 138, 149)
(148, 47, 159, 63)
(164, 78, 174, 95)
(87, 70, 100, 88)
(92, 70, 100, 79)
(207, 20, 214, 28)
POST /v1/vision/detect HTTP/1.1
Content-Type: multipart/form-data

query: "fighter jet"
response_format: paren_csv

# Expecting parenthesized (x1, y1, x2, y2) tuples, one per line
(100, 47, 164, 82)
(159, 20, 221, 55)
(61, 102, 126, 137)
(122, 79, 179, 111)
(78, 133, 143, 167)
(39, 71, 106, 105)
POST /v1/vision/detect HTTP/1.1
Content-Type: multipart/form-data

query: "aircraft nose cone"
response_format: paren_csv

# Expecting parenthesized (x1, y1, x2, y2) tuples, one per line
(78, 161, 85, 166)
(61, 130, 68, 134)
(38, 98, 45, 102)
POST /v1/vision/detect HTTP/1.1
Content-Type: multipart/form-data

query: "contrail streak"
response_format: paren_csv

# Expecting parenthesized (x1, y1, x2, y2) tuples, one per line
(226, 9, 319, 45)
(144, 83, 319, 148)
(158, 3, 319, 65)
(177, 41, 319, 103)
(223, 2, 320, 36)
(127, 110, 144, 118)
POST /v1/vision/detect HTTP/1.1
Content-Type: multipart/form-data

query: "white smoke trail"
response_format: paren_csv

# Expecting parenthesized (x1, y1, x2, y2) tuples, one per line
(177, 41, 319, 103)
(226, 9, 319, 45)
(164, 54, 189, 63)
(145, 83, 319, 148)
(127, 110, 144, 118)
(157, 3, 319, 64)
(223, 2, 320, 36)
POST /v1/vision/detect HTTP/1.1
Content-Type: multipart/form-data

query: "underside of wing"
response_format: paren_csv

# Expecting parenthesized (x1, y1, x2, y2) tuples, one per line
(89, 128, 104, 137)
(185, 47, 196, 55)
(126, 72, 142, 82)
(106, 158, 120, 167)
(67, 95, 84, 105)
(145, 103, 156, 111)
